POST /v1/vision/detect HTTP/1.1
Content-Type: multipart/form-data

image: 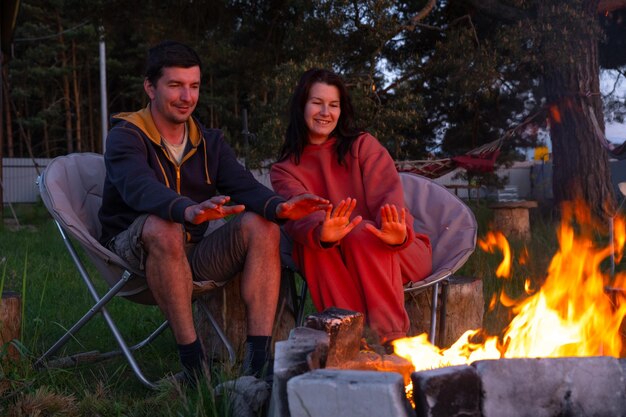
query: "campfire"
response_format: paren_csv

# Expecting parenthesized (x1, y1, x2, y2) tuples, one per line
(392, 201, 626, 396)
(271, 202, 626, 417)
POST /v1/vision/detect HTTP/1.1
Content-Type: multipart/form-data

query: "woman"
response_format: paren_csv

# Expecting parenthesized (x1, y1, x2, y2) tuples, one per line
(270, 69, 432, 346)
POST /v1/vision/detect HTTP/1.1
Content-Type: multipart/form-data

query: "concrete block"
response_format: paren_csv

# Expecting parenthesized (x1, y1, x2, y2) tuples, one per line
(305, 307, 364, 367)
(215, 376, 270, 417)
(287, 369, 413, 417)
(336, 350, 415, 387)
(411, 365, 481, 417)
(268, 328, 329, 417)
(474, 356, 626, 417)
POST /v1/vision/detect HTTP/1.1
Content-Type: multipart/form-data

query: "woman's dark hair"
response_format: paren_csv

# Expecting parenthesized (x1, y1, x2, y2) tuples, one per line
(278, 68, 362, 165)
(145, 40, 202, 85)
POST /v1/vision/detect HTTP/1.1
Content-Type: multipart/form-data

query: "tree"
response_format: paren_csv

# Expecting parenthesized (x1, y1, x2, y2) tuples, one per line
(6, 0, 624, 224)
(458, 0, 626, 219)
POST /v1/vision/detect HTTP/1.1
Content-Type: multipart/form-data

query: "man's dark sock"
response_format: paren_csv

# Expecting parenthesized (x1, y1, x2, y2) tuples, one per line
(243, 335, 272, 378)
(178, 338, 206, 382)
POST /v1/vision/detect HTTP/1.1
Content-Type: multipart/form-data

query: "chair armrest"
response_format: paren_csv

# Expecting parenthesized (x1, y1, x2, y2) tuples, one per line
(403, 269, 452, 294)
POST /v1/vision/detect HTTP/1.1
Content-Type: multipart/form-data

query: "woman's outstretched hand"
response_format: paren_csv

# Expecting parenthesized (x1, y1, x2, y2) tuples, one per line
(276, 193, 330, 220)
(319, 198, 362, 244)
(365, 204, 408, 245)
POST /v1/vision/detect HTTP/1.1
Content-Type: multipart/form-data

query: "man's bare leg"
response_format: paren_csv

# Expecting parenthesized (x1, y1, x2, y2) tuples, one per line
(142, 216, 197, 344)
(238, 212, 281, 334)
(141, 215, 205, 382)
(238, 213, 281, 376)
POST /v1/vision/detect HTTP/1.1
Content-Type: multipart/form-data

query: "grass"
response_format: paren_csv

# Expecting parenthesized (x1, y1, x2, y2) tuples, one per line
(0, 204, 242, 416)
(1, 199, 621, 415)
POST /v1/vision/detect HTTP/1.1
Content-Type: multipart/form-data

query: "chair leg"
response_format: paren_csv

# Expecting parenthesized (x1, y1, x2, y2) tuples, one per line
(128, 320, 170, 351)
(437, 281, 450, 347)
(296, 279, 309, 327)
(100, 306, 160, 389)
(428, 282, 440, 345)
(33, 270, 134, 367)
(283, 267, 300, 326)
(36, 225, 161, 389)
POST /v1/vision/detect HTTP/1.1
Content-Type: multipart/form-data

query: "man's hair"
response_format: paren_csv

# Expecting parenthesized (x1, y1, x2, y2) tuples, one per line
(145, 40, 202, 85)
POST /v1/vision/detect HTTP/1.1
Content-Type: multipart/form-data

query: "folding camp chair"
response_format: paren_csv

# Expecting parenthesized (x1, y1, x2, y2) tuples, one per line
(283, 171, 477, 346)
(399, 171, 477, 345)
(35, 152, 235, 389)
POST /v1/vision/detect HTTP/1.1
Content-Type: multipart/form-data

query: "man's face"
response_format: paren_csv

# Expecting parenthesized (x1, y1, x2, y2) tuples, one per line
(144, 66, 200, 126)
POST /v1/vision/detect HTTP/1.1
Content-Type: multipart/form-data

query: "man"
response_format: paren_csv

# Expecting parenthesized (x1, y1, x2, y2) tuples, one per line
(98, 40, 328, 382)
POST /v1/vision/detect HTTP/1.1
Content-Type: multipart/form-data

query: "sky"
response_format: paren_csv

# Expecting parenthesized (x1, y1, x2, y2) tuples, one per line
(602, 69, 626, 142)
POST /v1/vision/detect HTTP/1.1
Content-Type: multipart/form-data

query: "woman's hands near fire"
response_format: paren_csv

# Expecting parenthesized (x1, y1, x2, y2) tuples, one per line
(365, 204, 408, 246)
(319, 198, 362, 245)
(184, 195, 245, 224)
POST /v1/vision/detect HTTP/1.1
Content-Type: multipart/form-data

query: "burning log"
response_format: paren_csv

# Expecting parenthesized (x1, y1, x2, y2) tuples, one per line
(303, 307, 364, 367)
(332, 350, 414, 386)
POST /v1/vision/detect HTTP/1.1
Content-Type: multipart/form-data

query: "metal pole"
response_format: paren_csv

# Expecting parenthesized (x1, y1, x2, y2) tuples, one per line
(0, 47, 4, 218)
(99, 28, 108, 153)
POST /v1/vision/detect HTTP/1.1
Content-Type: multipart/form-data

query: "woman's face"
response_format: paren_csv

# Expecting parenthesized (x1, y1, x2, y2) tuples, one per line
(304, 82, 341, 145)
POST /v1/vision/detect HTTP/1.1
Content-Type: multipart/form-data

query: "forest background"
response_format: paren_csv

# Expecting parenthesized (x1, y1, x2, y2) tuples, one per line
(2, 0, 626, 218)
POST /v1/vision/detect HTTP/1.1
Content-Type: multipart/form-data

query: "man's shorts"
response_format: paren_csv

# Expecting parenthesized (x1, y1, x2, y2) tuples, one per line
(107, 214, 247, 294)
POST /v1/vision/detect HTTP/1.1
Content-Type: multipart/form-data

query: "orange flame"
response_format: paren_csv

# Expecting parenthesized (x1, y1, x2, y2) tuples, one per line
(478, 231, 512, 278)
(393, 202, 626, 388)
(549, 105, 562, 124)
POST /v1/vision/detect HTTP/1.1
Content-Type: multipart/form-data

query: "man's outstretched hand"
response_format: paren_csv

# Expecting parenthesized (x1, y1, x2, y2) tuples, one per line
(184, 195, 245, 224)
(276, 193, 330, 220)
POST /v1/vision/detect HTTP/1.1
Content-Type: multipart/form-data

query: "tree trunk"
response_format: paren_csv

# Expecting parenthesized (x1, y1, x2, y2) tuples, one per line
(209, 73, 215, 128)
(43, 120, 50, 158)
(87, 64, 96, 153)
(2, 68, 13, 158)
(56, 13, 73, 154)
(540, 0, 615, 220)
(71, 40, 82, 152)
(0, 56, 3, 219)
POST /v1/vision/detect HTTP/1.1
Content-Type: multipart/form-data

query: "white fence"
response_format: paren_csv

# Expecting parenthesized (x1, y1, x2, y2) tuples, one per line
(3, 156, 626, 205)
(2, 158, 51, 204)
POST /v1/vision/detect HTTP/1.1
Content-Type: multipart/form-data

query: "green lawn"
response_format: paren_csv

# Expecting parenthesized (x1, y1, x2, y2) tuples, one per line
(1, 205, 237, 416)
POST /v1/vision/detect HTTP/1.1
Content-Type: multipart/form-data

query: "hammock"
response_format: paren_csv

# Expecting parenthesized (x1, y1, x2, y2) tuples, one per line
(395, 138, 503, 179)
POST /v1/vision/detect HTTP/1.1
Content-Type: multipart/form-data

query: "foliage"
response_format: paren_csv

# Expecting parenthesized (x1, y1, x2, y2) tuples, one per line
(3, 0, 625, 186)
(0, 1, 510, 166)
(0, 218, 245, 416)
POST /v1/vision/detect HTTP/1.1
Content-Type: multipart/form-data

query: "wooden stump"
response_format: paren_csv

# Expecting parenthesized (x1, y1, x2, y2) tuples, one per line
(405, 276, 484, 348)
(0, 291, 21, 362)
(194, 272, 296, 363)
(488, 200, 538, 241)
